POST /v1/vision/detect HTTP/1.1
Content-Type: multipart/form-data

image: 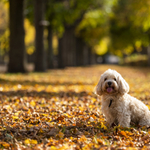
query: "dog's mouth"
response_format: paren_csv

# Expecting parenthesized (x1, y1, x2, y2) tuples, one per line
(106, 87, 114, 93)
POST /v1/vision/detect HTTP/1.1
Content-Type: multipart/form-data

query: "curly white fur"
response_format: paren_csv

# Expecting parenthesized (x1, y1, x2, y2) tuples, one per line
(95, 69, 150, 127)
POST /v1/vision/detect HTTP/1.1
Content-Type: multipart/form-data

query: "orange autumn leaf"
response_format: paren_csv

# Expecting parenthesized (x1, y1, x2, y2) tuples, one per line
(0, 142, 10, 148)
(119, 131, 128, 138)
(57, 131, 64, 139)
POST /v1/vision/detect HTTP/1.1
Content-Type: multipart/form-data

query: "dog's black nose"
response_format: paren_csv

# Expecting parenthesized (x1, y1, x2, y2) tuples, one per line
(108, 82, 112, 86)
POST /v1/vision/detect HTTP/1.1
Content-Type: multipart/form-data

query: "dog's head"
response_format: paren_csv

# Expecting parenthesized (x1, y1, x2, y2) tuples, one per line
(95, 69, 129, 96)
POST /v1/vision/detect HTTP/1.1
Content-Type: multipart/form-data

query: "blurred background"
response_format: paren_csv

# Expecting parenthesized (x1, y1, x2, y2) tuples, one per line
(0, 0, 150, 72)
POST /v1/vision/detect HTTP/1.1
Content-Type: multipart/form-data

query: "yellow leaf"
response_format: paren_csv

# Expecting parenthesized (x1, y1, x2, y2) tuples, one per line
(30, 101, 36, 106)
(12, 116, 18, 119)
(24, 139, 30, 145)
(58, 131, 64, 139)
(91, 97, 96, 103)
(146, 105, 150, 110)
(100, 122, 107, 130)
(64, 113, 71, 118)
(24, 139, 37, 145)
(42, 113, 48, 117)
(50, 146, 57, 150)
(93, 137, 98, 144)
(39, 128, 44, 133)
(14, 112, 20, 116)
(30, 139, 38, 144)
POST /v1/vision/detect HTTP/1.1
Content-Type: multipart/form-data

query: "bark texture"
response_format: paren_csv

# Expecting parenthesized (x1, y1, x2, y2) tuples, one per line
(8, 0, 26, 73)
(34, 0, 46, 71)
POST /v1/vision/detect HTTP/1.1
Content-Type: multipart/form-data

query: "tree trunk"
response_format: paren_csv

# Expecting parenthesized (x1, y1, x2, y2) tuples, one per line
(58, 37, 65, 68)
(147, 45, 150, 66)
(76, 38, 92, 66)
(58, 26, 76, 68)
(8, 0, 26, 73)
(88, 47, 92, 65)
(83, 44, 90, 66)
(90, 49, 96, 64)
(34, 0, 46, 72)
(47, 25, 54, 69)
(76, 37, 84, 66)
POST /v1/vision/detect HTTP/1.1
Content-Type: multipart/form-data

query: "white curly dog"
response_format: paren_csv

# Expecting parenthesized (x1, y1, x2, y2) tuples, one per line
(95, 69, 150, 127)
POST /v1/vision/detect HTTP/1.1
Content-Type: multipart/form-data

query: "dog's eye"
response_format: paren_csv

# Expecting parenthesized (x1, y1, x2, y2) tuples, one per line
(104, 78, 107, 81)
(114, 78, 116, 81)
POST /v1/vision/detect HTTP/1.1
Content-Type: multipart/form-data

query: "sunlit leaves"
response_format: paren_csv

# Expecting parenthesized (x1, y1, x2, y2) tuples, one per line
(24, 139, 38, 145)
(0, 65, 150, 149)
(0, 141, 10, 149)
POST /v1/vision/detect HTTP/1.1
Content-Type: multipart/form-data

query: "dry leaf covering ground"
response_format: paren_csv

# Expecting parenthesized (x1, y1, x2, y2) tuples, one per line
(0, 65, 150, 149)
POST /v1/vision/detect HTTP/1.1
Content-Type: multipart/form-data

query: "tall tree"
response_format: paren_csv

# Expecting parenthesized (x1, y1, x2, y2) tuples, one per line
(34, 0, 46, 72)
(57, 0, 102, 68)
(127, 0, 150, 65)
(45, 1, 55, 69)
(47, 24, 54, 69)
(108, 0, 150, 57)
(58, 25, 77, 68)
(8, 0, 26, 73)
(76, 9, 110, 59)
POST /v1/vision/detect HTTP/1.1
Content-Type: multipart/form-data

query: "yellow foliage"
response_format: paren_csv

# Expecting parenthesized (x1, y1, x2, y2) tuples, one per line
(53, 35, 58, 55)
(27, 46, 35, 55)
(124, 45, 134, 55)
(95, 37, 110, 55)
(135, 40, 142, 52)
(0, 1, 8, 30)
(24, 19, 35, 45)
(0, 1, 9, 52)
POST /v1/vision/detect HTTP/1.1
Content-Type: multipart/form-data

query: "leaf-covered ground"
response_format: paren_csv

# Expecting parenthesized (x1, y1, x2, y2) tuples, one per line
(1, 65, 150, 149)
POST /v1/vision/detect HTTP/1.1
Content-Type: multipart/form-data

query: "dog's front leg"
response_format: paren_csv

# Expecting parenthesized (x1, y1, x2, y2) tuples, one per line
(117, 113, 131, 127)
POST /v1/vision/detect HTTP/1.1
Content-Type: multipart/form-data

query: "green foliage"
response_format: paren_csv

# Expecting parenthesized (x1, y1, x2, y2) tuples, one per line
(45, 0, 104, 37)
(25, 0, 34, 24)
(76, 0, 117, 52)
(109, 0, 150, 56)
(77, 9, 109, 46)
(1, 0, 150, 58)
(128, 0, 150, 32)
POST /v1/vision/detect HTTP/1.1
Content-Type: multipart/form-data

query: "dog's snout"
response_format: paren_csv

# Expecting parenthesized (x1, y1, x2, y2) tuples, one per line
(108, 82, 112, 86)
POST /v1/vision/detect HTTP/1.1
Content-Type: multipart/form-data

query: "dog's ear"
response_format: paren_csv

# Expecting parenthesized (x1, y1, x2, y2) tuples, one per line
(95, 75, 103, 96)
(118, 75, 129, 94)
